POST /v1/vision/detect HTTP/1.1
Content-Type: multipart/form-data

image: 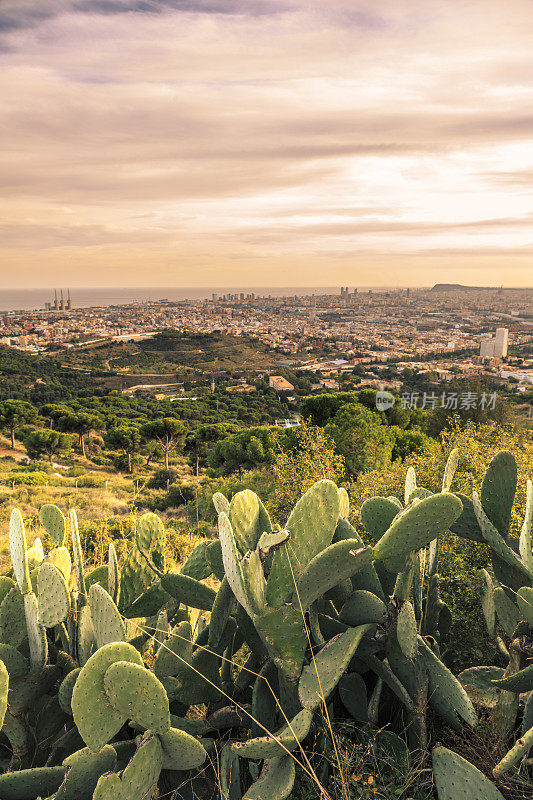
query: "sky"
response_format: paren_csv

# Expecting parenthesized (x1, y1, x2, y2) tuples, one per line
(1, 0, 532, 288)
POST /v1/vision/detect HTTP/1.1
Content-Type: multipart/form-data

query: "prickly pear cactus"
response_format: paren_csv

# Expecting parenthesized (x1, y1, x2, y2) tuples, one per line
(1, 451, 530, 799)
(39, 504, 67, 547)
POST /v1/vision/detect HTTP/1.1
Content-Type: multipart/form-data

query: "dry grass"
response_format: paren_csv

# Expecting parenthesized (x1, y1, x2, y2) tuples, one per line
(438, 714, 533, 800)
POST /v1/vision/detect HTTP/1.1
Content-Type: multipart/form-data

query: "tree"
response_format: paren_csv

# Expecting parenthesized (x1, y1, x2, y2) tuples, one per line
(207, 426, 277, 476)
(57, 412, 104, 458)
(324, 402, 395, 476)
(141, 418, 186, 468)
(300, 392, 356, 426)
(104, 426, 142, 473)
(272, 421, 345, 518)
(23, 429, 72, 462)
(39, 403, 70, 429)
(184, 423, 240, 475)
(0, 399, 37, 449)
(390, 427, 434, 461)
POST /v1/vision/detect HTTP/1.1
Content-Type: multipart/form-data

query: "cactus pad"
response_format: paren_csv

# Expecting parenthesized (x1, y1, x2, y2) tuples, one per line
(207, 576, 235, 649)
(481, 450, 517, 539)
(93, 732, 163, 800)
(243, 755, 295, 800)
(299, 625, 372, 709)
(213, 491, 230, 516)
(373, 494, 463, 572)
(0, 657, 8, 729)
(516, 585, 533, 626)
(491, 663, 533, 693)
(418, 637, 477, 730)
(339, 590, 388, 627)
(135, 513, 166, 574)
(518, 478, 533, 571)
(397, 601, 418, 661)
(493, 587, 521, 638)
(37, 562, 70, 628)
(294, 540, 373, 610)
(450, 494, 484, 543)
(108, 543, 119, 603)
(9, 509, 31, 595)
(0, 766, 65, 799)
(77, 603, 96, 665)
(26, 537, 44, 571)
(72, 642, 143, 752)
(255, 606, 307, 681)
(88, 583, 125, 648)
(220, 743, 240, 800)
(24, 591, 47, 671)
(360, 496, 401, 537)
(56, 745, 117, 800)
(432, 745, 505, 800)
(122, 582, 169, 619)
(153, 620, 194, 680)
(457, 666, 504, 709)
(70, 509, 86, 598)
(180, 540, 212, 580)
(0, 643, 28, 680)
(58, 668, 81, 715)
(39, 504, 66, 547)
(241, 550, 266, 615)
(477, 568, 496, 636)
(266, 479, 340, 607)
(46, 546, 72, 583)
(104, 661, 171, 734)
(229, 489, 271, 554)
(404, 466, 417, 504)
(218, 512, 252, 614)
(159, 726, 207, 770)
(473, 493, 531, 581)
(160, 571, 216, 610)
(0, 585, 26, 648)
(338, 672, 368, 722)
(231, 707, 313, 759)
(442, 448, 459, 492)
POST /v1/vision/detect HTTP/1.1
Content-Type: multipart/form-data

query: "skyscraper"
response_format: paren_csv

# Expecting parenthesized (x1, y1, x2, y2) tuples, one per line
(479, 328, 509, 360)
(494, 328, 508, 358)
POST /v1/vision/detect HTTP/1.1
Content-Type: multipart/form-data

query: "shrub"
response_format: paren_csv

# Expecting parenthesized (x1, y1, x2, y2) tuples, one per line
(147, 467, 179, 489)
(75, 474, 106, 489)
(9, 470, 49, 486)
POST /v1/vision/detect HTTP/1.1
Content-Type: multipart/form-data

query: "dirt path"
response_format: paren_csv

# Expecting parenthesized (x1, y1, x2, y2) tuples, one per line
(0, 437, 28, 462)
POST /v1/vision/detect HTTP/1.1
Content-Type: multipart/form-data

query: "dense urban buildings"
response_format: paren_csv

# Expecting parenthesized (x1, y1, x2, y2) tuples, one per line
(1, 285, 532, 392)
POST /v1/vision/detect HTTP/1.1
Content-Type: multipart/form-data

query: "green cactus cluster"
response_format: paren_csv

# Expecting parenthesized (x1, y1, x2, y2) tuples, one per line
(0, 449, 530, 798)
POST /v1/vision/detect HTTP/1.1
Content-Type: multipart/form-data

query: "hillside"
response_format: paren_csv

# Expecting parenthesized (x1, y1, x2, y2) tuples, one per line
(0, 345, 104, 399)
(52, 330, 281, 375)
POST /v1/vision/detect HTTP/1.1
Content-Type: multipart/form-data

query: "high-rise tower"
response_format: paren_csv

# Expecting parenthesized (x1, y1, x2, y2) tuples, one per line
(54, 289, 58, 310)
(60, 289, 64, 311)
(494, 328, 508, 358)
(66, 289, 72, 310)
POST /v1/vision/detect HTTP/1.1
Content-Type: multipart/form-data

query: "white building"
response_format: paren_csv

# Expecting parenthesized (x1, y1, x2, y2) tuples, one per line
(494, 327, 508, 358)
(479, 328, 508, 360)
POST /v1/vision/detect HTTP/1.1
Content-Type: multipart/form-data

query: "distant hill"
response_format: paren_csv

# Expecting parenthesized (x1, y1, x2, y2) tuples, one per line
(430, 284, 528, 292)
(431, 283, 489, 291)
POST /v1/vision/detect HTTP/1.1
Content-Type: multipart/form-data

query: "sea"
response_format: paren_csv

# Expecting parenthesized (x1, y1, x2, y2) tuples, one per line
(0, 286, 407, 313)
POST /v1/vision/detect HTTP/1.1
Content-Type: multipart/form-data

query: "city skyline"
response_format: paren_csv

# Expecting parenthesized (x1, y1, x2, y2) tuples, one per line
(1, 1, 533, 288)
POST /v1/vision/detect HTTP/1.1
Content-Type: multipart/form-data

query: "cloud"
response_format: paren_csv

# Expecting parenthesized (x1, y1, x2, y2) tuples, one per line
(0, 0, 532, 286)
(0, 0, 290, 34)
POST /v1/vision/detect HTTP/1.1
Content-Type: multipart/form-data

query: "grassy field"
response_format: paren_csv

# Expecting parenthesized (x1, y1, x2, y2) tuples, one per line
(0, 436, 209, 577)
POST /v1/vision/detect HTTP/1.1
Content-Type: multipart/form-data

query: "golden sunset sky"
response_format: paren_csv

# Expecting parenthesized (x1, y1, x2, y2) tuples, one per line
(1, 0, 532, 288)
